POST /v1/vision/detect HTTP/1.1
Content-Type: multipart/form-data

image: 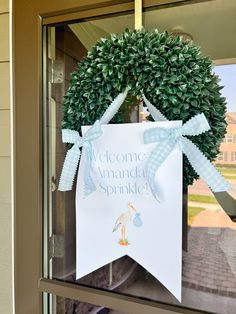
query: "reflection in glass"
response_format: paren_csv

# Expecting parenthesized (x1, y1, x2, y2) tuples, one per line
(50, 294, 125, 314)
(43, 1, 236, 313)
(185, 63, 236, 312)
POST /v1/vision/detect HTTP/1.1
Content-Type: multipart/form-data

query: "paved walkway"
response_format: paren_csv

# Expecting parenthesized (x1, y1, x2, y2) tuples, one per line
(183, 226, 236, 298)
(189, 178, 236, 198)
(183, 209, 236, 296)
(190, 207, 236, 229)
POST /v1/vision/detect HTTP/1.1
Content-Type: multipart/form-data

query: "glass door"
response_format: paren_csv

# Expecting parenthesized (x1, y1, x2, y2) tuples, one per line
(42, 1, 236, 313)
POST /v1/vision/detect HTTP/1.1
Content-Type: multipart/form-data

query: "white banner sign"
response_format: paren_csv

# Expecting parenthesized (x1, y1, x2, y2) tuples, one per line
(76, 121, 182, 301)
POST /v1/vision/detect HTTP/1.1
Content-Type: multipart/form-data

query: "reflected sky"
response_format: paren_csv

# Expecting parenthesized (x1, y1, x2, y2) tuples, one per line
(214, 64, 236, 113)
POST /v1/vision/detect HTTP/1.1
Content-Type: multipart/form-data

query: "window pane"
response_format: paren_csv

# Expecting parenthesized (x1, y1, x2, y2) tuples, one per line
(187, 63, 236, 313)
(45, 293, 125, 314)
(43, 1, 236, 313)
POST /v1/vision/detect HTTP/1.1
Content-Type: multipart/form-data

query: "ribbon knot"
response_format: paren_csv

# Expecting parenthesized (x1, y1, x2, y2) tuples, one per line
(75, 138, 90, 150)
(170, 128, 182, 141)
(144, 113, 231, 199)
(58, 120, 102, 194)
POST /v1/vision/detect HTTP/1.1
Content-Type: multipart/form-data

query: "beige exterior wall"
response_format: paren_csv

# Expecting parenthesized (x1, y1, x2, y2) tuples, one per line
(0, 0, 13, 313)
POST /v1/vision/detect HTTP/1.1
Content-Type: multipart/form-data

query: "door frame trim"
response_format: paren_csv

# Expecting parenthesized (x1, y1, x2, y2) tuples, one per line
(39, 278, 203, 314)
(42, 0, 212, 25)
(214, 58, 236, 65)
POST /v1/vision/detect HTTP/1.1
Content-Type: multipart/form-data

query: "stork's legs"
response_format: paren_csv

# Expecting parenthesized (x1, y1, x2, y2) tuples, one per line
(122, 226, 125, 241)
(119, 226, 128, 245)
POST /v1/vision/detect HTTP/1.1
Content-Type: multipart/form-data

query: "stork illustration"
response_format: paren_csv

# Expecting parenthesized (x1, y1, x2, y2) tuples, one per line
(112, 202, 139, 246)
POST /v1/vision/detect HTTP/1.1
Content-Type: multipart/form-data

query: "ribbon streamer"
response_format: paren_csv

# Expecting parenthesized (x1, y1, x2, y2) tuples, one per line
(59, 88, 129, 193)
(58, 120, 102, 193)
(143, 112, 231, 198)
(142, 94, 167, 122)
(100, 87, 129, 124)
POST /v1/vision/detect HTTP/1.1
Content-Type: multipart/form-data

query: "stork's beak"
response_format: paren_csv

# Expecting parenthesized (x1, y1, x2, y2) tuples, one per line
(128, 202, 137, 212)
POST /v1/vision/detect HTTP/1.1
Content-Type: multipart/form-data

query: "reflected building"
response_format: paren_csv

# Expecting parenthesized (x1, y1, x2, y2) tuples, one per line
(217, 112, 236, 165)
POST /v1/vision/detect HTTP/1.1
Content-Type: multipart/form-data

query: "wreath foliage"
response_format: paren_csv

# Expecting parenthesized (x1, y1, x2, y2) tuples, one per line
(62, 28, 227, 187)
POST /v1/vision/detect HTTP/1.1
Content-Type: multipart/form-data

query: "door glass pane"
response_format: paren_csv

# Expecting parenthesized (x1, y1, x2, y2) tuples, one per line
(45, 294, 125, 314)
(43, 1, 236, 313)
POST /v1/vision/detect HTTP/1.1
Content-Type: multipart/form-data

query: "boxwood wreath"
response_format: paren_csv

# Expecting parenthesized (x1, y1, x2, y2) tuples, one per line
(62, 28, 227, 187)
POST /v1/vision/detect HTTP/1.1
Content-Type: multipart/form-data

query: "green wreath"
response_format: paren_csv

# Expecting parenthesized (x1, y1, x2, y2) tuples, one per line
(62, 28, 227, 187)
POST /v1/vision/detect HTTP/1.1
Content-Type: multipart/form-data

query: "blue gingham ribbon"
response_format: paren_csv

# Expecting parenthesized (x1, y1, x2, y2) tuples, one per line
(58, 88, 129, 194)
(58, 120, 102, 193)
(143, 112, 231, 199)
